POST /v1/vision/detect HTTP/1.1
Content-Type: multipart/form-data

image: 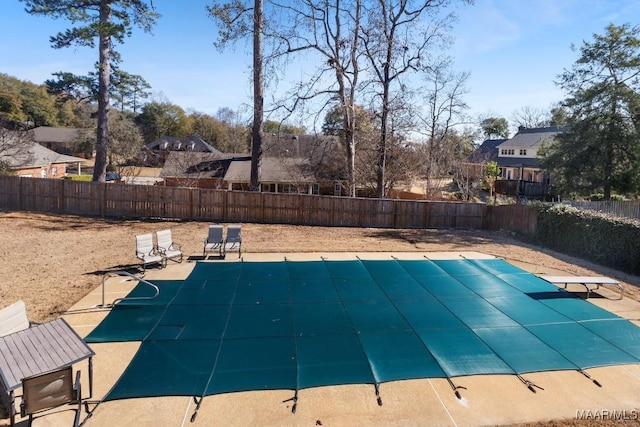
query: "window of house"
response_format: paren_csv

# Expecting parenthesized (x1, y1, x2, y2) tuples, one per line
(40, 169, 46, 178)
(261, 183, 276, 192)
(283, 184, 297, 193)
(312, 183, 319, 195)
(334, 182, 342, 196)
(520, 149, 527, 155)
(50, 167, 57, 177)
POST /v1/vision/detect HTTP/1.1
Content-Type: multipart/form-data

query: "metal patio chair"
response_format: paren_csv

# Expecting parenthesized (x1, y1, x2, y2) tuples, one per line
(156, 229, 183, 264)
(135, 233, 165, 272)
(224, 225, 242, 258)
(20, 366, 82, 427)
(203, 225, 224, 258)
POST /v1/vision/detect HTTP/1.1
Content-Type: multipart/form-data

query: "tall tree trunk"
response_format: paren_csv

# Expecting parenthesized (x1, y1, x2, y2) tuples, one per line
(93, 0, 111, 183)
(376, 49, 392, 199)
(250, 0, 264, 192)
(377, 106, 388, 198)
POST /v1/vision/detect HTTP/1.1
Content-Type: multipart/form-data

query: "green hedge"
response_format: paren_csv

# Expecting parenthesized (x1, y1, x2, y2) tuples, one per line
(530, 203, 640, 275)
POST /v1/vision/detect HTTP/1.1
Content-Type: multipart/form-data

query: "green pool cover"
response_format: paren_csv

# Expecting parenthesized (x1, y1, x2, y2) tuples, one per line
(86, 258, 640, 404)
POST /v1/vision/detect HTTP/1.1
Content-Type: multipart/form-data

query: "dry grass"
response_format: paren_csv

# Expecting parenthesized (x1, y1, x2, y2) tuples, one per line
(2, 210, 640, 426)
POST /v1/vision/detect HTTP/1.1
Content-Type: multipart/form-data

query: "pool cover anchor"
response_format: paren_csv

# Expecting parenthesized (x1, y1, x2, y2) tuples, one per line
(447, 378, 467, 399)
(282, 391, 298, 413)
(517, 374, 544, 393)
(374, 383, 383, 406)
(579, 369, 602, 387)
(191, 396, 203, 422)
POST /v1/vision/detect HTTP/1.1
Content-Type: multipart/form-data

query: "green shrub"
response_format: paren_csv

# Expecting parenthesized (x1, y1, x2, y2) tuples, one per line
(530, 203, 640, 275)
(587, 193, 624, 201)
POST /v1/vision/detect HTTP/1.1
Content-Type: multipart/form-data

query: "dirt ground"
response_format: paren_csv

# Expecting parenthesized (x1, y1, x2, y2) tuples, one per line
(2, 210, 640, 426)
(2, 210, 640, 324)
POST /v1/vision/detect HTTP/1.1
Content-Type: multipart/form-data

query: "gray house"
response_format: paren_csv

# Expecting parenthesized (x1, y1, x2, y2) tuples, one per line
(494, 126, 564, 199)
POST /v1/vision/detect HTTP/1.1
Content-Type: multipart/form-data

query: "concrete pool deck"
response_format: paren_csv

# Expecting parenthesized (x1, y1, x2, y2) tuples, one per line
(7, 252, 640, 427)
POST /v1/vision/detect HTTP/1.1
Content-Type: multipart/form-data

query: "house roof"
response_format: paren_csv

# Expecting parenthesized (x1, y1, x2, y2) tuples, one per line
(497, 126, 564, 149)
(466, 139, 506, 163)
(146, 135, 222, 154)
(224, 157, 316, 183)
(0, 131, 85, 169)
(496, 157, 541, 168)
(32, 127, 83, 143)
(263, 134, 342, 160)
(160, 151, 250, 179)
(159, 134, 345, 183)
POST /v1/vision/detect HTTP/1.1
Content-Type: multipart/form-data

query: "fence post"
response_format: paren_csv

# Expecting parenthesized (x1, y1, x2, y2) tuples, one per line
(59, 179, 66, 213)
(101, 183, 107, 217)
(223, 190, 229, 222)
(19, 177, 24, 211)
(392, 199, 397, 228)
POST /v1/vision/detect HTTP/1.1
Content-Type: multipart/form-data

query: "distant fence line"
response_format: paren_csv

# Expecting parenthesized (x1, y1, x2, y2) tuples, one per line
(0, 176, 536, 233)
(559, 200, 640, 221)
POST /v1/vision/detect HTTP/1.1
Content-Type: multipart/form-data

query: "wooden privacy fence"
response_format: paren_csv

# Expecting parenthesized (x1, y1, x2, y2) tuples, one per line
(0, 176, 536, 233)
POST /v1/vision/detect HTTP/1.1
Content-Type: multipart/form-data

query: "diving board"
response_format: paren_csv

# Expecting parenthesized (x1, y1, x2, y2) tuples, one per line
(539, 275, 623, 299)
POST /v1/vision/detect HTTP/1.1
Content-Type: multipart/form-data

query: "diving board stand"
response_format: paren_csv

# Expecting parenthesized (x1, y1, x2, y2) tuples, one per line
(539, 275, 623, 300)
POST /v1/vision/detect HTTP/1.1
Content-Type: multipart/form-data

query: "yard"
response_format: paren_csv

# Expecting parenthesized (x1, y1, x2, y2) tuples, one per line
(2, 210, 639, 324)
(1, 210, 640, 427)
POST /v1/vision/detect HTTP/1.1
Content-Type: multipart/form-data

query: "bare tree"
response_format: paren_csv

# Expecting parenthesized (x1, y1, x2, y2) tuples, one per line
(108, 111, 145, 179)
(0, 125, 35, 174)
(360, 0, 471, 198)
(511, 105, 549, 129)
(267, 0, 363, 197)
(416, 62, 470, 193)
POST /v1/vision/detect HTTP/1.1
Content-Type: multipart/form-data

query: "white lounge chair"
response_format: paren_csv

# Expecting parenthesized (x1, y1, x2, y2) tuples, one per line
(156, 229, 183, 264)
(0, 300, 29, 337)
(203, 225, 224, 258)
(135, 233, 165, 272)
(0, 300, 30, 422)
(225, 225, 242, 258)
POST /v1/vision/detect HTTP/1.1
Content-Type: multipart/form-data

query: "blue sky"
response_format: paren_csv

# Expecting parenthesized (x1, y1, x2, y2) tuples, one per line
(1, 0, 639, 135)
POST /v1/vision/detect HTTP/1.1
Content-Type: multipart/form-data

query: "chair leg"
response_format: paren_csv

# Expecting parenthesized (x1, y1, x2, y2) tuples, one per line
(72, 371, 82, 427)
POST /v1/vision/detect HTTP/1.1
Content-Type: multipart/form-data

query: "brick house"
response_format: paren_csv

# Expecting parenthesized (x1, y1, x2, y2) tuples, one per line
(1, 131, 85, 178)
